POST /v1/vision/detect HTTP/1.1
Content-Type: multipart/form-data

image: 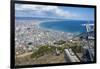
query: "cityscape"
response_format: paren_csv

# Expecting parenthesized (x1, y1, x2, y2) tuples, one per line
(15, 4, 95, 65)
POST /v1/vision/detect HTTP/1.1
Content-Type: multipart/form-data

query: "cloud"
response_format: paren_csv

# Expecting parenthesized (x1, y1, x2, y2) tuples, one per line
(15, 4, 81, 19)
(15, 4, 58, 11)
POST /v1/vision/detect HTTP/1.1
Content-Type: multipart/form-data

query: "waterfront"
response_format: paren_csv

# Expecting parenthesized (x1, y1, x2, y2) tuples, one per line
(15, 18, 95, 65)
(15, 19, 75, 55)
(14, 3, 95, 66)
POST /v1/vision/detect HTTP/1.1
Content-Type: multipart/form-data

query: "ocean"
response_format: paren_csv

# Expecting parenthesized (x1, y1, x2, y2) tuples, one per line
(39, 20, 94, 33)
(16, 17, 94, 33)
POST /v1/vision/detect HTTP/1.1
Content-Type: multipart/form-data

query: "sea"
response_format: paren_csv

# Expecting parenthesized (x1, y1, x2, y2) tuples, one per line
(16, 17, 94, 33)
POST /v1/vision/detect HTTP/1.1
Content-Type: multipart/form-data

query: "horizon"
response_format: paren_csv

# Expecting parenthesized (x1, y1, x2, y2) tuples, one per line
(15, 4, 95, 21)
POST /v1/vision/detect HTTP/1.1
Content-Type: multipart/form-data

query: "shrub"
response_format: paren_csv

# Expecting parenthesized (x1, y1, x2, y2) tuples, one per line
(54, 40, 66, 45)
(31, 45, 56, 58)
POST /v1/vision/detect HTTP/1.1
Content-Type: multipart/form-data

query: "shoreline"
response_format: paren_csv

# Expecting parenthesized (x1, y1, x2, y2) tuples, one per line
(37, 20, 81, 35)
(15, 19, 80, 56)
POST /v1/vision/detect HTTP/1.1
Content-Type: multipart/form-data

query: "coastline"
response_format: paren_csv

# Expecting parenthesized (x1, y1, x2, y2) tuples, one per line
(38, 20, 81, 35)
(15, 19, 84, 56)
(15, 19, 75, 54)
(15, 19, 95, 65)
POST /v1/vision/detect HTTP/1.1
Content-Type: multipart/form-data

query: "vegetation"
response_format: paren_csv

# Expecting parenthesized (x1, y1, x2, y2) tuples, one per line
(31, 40, 82, 59)
(16, 40, 83, 65)
(68, 42, 82, 53)
(31, 45, 55, 58)
(54, 40, 66, 45)
(31, 44, 68, 58)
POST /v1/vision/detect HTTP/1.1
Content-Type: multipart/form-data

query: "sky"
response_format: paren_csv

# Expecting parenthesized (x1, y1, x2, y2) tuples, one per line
(15, 4, 94, 21)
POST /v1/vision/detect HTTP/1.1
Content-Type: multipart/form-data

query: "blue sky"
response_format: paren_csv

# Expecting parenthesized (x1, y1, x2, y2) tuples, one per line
(15, 4, 94, 21)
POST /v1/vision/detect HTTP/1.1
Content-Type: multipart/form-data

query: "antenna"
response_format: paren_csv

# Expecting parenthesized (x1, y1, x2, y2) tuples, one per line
(84, 21, 94, 61)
